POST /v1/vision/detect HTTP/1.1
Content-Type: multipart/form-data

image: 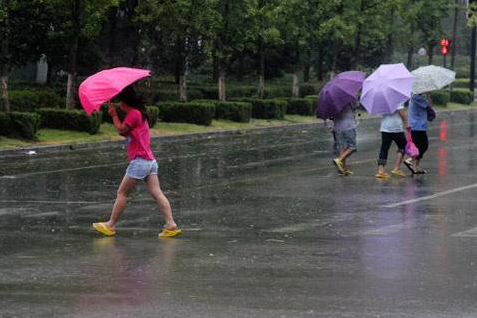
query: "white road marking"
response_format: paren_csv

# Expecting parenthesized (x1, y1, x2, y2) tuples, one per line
(381, 183, 477, 208)
(0, 163, 126, 179)
(0, 200, 101, 204)
(363, 222, 414, 235)
(452, 227, 477, 237)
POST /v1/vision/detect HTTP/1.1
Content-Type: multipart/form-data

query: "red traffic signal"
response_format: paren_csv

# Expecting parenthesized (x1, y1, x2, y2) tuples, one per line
(440, 38, 450, 56)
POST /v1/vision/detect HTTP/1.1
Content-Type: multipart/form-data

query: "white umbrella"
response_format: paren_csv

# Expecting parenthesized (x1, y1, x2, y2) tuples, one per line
(411, 65, 455, 94)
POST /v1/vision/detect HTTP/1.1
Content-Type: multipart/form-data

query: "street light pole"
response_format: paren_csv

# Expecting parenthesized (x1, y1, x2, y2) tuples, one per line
(469, 0, 477, 100)
(471, 26, 476, 99)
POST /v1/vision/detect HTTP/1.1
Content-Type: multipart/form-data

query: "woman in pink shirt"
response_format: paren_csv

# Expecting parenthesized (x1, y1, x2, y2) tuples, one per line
(93, 85, 181, 238)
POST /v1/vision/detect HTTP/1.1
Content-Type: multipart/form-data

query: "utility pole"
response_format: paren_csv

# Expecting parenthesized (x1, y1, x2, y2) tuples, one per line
(469, 0, 477, 100)
(451, 0, 459, 70)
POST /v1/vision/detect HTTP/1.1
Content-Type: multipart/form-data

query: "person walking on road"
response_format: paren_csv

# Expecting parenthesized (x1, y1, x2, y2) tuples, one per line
(92, 85, 181, 238)
(331, 100, 359, 175)
(404, 92, 432, 174)
(375, 104, 408, 179)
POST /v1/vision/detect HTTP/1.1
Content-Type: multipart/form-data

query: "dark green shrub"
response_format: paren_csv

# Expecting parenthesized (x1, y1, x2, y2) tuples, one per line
(304, 95, 318, 100)
(37, 90, 63, 108)
(456, 68, 470, 79)
(0, 112, 10, 136)
(450, 89, 473, 105)
(146, 106, 159, 128)
(286, 98, 314, 115)
(299, 83, 317, 97)
(430, 90, 450, 106)
(215, 101, 252, 122)
(37, 109, 102, 134)
(235, 98, 287, 119)
(228, 86, 257, 98)
(199, 87, 218, 99)
(153, 89, 178, 102)
(453, 79, 469, 89)
(263, 86, 292, 98)
(194, 100, 252, 122)
(6, 112, 41, 140)
(188, 89, 204, 100)
(9, 90, 39, 111)
(156, 102, 216, 126)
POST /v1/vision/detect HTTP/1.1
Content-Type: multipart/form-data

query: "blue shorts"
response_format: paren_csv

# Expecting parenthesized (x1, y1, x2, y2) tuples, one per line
(126, 158, 158, 180)
(336, 129, 357, 152)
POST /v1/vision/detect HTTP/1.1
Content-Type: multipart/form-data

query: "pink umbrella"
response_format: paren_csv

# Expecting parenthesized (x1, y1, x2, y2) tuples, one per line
(79, 67, 151, 115)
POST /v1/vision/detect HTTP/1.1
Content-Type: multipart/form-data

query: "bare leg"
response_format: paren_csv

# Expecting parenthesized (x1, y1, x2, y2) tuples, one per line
(106, 176, 138, 230)
(393, 152, 404, 171)
(145, 174, 177, 229)
(377, 164, 386, 175)
(339, 148, 353, 168)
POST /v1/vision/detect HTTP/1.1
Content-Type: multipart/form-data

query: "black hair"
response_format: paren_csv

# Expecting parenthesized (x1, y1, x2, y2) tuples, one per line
(117, 85, 148, 122)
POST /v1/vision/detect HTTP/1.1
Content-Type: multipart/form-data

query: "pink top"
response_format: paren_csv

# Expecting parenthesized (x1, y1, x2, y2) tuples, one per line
(123, 109, 154, 161)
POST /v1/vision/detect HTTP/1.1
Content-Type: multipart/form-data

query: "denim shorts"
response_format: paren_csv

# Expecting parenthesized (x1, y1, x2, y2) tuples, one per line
(336, 128, 357, 152)
(126, 158, 158, 180)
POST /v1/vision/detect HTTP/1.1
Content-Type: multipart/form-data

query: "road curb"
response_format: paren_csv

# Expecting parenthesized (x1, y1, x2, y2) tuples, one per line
(0, 108, 475, 158)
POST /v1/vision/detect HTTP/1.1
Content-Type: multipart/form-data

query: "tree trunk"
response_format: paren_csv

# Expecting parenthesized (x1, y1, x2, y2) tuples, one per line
(450, 0, 459, 70)
(353, 0, 365, 68)
(0, 71, 9, 112)
(303, 48, 311, 83)
(218, 63, 226, 102)
(66, 0, 80, 110)
(0, 0, 10, 112)
(257, 47, 265, 99)
(212, 47, 219, 82)
(107, 7, 118, 67)
(292, 73, 299, 98)
(407, 45, 414, 70)
(383, 7, 395, 64)
(427, 43, 435, 65)
(317, 46, 324, 81)
(179, 60, 188, 102)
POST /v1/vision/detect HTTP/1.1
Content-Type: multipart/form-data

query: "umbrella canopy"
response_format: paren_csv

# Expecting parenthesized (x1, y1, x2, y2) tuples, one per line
(316, 71, 366, 119)
(360, 63, 413, 115)
(79, 67, 151, 115)
(411, 65, 455, 94)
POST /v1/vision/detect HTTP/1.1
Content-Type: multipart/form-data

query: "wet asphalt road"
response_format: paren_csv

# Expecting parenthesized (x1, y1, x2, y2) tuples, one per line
(2, 111, 477, 317)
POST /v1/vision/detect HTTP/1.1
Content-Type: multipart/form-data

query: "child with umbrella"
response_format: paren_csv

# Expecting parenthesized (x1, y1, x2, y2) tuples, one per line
(375, 104, 408, 178)
(79, 68, 181, 238)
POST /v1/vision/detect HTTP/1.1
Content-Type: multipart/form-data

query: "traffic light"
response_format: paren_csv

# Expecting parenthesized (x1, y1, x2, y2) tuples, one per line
(440, 38, 450, 56)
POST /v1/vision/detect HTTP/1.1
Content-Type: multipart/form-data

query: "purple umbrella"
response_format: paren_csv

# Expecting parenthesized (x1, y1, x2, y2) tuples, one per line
(316, 71, 366, 119)
(360, 63, 413, 115)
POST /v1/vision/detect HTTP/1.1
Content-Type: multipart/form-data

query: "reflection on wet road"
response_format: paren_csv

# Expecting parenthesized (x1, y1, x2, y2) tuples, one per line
(2, 112, 477, 317)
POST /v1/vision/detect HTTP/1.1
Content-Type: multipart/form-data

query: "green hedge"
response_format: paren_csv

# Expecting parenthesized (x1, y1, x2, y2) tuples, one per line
(0, 112, 8, 136)
(9, 90, 39, 111)
(234, 98, 287, 119)
(194, 100, 252, 122)
(453, 79, 469, 89)
(299, 83, 317, 97)
(156, 102, 216, 126)
(430, 90, 450, 107)
(0, 112, 41, 140)
(450, 89, 473, 105)
(36, 109, 102, 134)
(285, 98, 314, 115)
(263, 86, 293, 98)
(38, 90, 63, 108)
(9, 89, 63, 111)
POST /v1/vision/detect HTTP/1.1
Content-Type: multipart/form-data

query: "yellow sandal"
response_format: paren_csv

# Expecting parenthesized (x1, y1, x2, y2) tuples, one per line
(92, 222, 116, 236)
(159, 227, 182, 238)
